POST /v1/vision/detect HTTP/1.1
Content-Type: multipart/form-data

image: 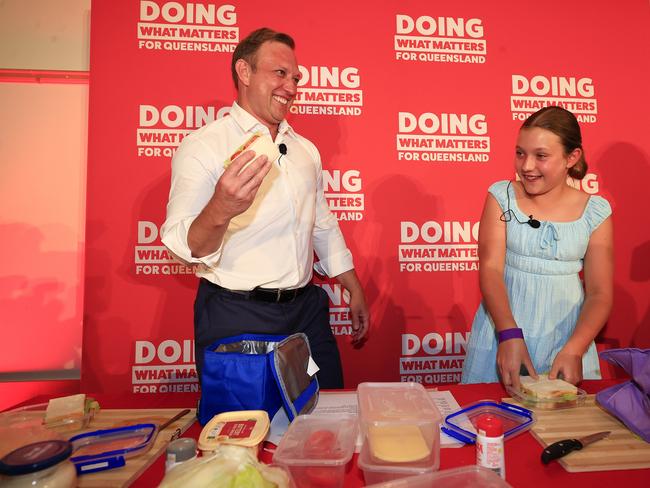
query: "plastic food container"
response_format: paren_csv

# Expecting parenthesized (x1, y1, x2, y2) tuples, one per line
(273, 414, 358, 488)
(441, 400, 534, 444)
(165, 437, 198, 472)
(505, 384, 587, 410)
(0, 402, 94, 432)
(363, 465, 513, 487)
(69, 423, 157, 474)
(0, 440, 77, 488)
(0, 402, 96, 459)
(357, 382, 441, 466)
(198, 410, 270, 457)
(358, 438, 438, 485)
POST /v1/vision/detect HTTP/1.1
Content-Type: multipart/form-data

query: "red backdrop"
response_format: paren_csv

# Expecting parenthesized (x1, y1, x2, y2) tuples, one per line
(82, 0, 650, 401)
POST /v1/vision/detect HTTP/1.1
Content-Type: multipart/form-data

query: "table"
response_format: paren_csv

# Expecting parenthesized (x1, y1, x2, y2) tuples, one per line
(44, 380, 650, 487)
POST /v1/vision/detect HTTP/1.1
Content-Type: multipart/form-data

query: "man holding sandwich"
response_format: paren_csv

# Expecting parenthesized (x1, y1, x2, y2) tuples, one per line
(160, 27, 369, 388)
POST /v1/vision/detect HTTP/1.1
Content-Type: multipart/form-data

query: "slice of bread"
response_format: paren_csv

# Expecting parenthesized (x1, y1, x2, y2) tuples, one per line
(519, 374, 578, 400)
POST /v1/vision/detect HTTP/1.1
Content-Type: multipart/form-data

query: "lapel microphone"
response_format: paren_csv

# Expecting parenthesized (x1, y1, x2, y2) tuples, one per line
(278, 143, 287, 165)
(500, 180, 541, 229)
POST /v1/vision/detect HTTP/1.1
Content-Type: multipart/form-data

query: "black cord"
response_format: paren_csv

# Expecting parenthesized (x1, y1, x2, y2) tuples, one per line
(500, 181, 541, 228)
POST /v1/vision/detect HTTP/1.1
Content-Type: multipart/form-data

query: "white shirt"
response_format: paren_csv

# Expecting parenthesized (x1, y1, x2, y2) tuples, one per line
(161, 102, 354, 290)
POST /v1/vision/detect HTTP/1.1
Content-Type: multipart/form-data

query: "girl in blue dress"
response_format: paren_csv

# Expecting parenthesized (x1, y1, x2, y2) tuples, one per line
(461, 107, 613, 389)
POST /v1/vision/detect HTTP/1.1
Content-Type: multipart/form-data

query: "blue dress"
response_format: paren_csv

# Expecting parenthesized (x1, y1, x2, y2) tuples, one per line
(461, 180, 612, 384)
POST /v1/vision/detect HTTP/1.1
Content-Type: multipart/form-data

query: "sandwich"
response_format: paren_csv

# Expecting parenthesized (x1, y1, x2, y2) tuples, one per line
(44, 393, 87, 425)
(519, 374, 578, 401)
(44, 393, 99, 426)
(224, 133, 280, 173)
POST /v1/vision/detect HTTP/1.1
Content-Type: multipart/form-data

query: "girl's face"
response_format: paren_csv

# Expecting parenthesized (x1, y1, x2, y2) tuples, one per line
(515, 127, 579, 196)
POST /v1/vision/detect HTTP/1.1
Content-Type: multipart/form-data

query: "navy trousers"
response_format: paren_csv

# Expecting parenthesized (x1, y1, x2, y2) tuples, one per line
(193, 279, 344, 389)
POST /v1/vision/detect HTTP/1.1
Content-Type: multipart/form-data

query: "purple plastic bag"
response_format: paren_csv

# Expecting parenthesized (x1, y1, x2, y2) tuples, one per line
(595, 348, 650, 443)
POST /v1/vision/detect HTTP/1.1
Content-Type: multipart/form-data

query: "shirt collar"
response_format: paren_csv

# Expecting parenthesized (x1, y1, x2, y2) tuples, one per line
(230, 102, 295, 139)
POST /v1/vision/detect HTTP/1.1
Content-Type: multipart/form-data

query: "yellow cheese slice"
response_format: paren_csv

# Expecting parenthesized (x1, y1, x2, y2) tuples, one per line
(368, 424, 430, 462)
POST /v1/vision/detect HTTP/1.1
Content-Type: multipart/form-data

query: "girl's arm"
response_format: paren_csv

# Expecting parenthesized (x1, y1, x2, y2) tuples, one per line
(550, 216, 614, 384)
(477, 193, 537, 389)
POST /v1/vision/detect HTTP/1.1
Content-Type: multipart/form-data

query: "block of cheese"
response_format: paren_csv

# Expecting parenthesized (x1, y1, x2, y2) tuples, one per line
(367, 424, 430, 463)
(44, 393, 86, 424)
(520, 374, 578, 400)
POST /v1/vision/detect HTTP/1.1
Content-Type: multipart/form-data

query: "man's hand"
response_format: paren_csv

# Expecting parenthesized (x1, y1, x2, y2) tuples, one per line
(497, 338, 537, 390)
(348, 289, 369, 345)
(208, 150, 273, 223)
(333, 269, 370, 345)
(188, 150, 273, 258)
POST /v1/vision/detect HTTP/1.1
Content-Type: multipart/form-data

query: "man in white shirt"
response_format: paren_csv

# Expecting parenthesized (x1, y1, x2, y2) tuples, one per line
(161, 28, 369, 388)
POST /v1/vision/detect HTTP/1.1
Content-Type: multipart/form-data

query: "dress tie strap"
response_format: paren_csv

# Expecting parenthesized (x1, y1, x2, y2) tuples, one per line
(540, 222, 560, 250)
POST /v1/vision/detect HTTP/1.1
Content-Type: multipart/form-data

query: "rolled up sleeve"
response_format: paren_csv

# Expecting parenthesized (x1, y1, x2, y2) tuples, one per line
(160, 137, 224, 268)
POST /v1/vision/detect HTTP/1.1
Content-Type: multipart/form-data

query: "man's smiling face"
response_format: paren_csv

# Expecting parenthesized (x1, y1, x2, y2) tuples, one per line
(237, 40, 300, 134)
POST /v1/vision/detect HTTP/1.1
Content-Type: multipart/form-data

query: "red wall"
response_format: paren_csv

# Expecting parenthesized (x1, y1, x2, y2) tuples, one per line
(82, 0, 650, 400)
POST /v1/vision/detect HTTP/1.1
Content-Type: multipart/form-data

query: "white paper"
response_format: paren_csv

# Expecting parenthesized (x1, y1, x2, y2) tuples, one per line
(267, 389, 465, 450)
(429, 390, 465, 448)
(306, 356, 320, 377)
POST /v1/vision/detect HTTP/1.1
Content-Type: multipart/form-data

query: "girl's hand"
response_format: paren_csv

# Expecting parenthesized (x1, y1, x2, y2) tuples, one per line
(497, 338, 537, 390)
(549, 350, 583, 385)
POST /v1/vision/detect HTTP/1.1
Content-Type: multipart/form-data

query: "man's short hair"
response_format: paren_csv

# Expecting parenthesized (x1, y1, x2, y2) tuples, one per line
(231, 27, 295, 88)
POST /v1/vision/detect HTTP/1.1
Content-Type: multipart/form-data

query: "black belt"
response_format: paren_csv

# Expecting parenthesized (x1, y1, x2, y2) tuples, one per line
(205, 280, 309, 303)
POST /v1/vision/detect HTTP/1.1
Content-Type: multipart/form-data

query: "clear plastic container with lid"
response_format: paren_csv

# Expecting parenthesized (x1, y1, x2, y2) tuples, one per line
(505, 384, 587, 410)
(0, 440, 77, 488)
(442, 400, 534, 445)
(357, 440, 438, 485)
(0, 401, 96, 459)
(165, 437, 198, 472)
(363, 465, 513, 487)
(69, 423, 158, 474)
(273, 414, 358, 488)
(357, 382, 442, 467)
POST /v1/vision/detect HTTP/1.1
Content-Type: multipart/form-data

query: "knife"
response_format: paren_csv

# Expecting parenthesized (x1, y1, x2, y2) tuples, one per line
(541, 431, 611, 464)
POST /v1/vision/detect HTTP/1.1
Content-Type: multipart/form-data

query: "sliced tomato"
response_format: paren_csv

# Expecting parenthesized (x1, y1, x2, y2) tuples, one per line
(303, 429, 337, 458)
(304, 466, 337, 487)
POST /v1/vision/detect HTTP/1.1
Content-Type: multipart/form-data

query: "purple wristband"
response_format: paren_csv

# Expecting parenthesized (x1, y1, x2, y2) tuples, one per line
(498, 328, 524, 343)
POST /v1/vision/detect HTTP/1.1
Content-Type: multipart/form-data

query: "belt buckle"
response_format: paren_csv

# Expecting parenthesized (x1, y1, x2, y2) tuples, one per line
(276, 288, 282, 303)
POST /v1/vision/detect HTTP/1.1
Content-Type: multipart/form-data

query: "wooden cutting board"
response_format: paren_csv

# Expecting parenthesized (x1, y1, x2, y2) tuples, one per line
(506, 394, 650, 472)
(75, 408, 196, 487)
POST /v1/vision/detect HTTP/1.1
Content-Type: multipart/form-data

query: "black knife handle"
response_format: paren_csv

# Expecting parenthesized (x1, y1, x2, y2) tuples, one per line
(541, 439, 583, 464)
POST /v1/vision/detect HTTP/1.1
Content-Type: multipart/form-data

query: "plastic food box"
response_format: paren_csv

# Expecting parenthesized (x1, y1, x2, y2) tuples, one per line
(69, 423, 157, 474)
(0, 402, 94, 432)
(357, 438, 438, 485)
(442, 400, 534, 445)
(0, 403, 96, 460)
(272, 414, 358, 488)
(505, 384, 587, 410)
(357, 382, 442, 467)
(364, 465, 513, 487)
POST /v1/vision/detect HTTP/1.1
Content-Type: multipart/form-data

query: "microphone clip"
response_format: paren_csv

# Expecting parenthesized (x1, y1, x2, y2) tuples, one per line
(527, 216, 541, 228)
(278, 143, 287, 165)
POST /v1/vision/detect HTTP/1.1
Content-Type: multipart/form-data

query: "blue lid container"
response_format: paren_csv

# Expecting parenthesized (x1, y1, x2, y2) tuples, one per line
(69, 423, 157, 475)
(0, 440, 73, 476)
(441, 400, 534, 445)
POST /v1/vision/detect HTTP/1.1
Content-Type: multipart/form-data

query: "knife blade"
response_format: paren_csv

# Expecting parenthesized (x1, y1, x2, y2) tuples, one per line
(541, 431, 611, 464)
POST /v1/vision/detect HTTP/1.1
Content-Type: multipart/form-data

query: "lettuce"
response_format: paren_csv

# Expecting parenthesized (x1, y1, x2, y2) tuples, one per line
(230, 465, 276, 487)
(159, 445, 288, 488)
